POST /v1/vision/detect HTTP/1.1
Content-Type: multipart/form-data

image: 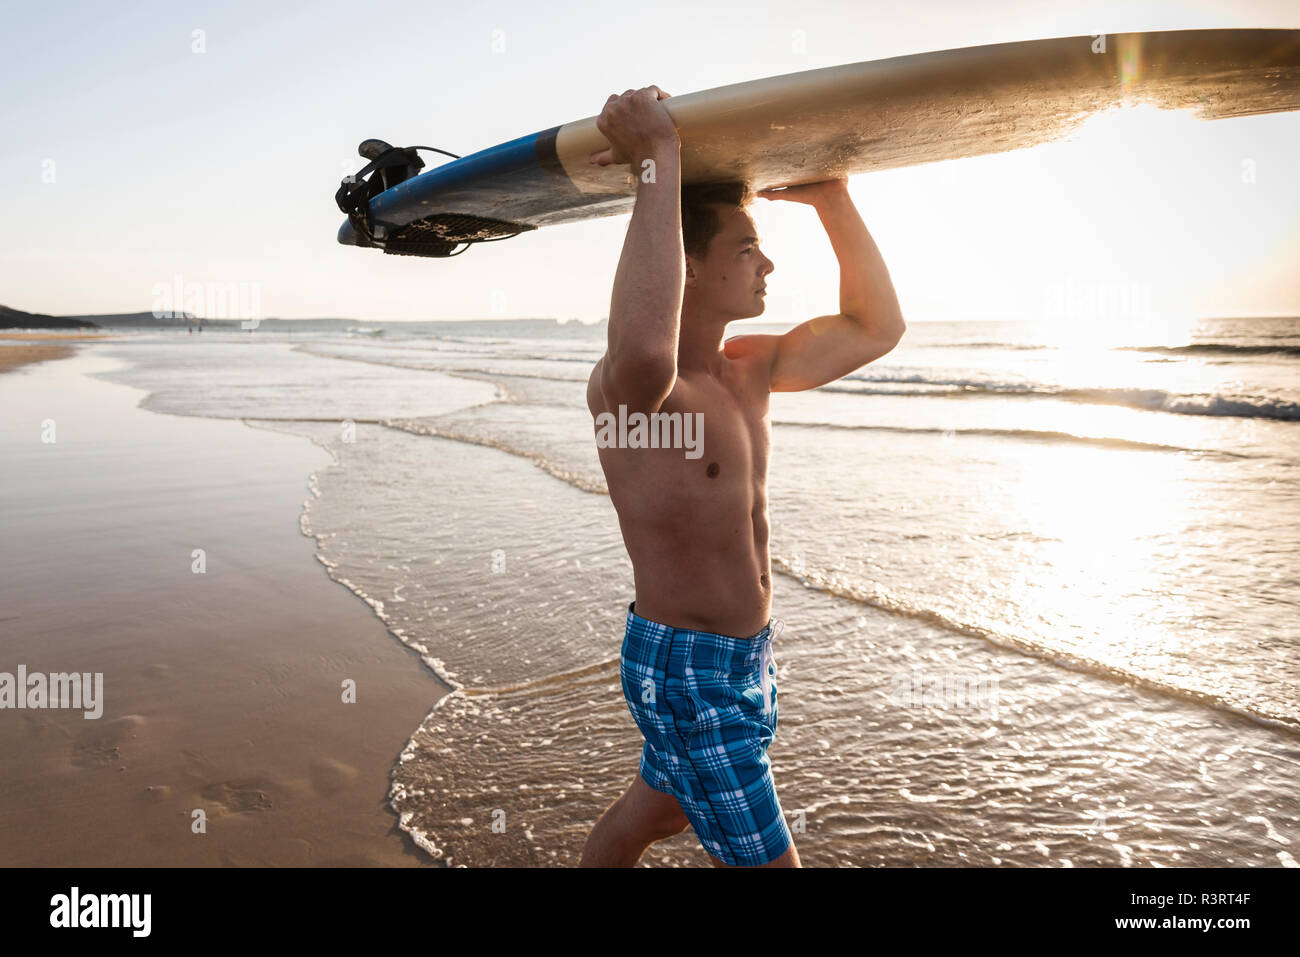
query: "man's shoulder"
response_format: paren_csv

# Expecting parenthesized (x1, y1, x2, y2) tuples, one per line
(723, 333, 779, 356)
(723, 334, 779, 388)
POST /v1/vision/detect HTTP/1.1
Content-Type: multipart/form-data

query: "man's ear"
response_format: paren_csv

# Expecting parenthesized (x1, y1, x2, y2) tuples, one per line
(684, 255, 698, 288)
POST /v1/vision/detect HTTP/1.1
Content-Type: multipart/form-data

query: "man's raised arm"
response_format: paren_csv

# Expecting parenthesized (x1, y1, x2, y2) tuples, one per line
(589, 87, 683, 415)
(754, 179, 907, 393)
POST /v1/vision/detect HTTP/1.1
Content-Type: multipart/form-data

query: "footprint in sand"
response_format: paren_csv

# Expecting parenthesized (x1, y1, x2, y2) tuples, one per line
(71, 714, 146, 769)
(199, 780, 275, 814)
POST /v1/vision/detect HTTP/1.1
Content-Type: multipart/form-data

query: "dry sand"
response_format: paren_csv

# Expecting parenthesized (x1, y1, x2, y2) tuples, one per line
(0, 348, 448, 866)
(0, 343, 76, 373)
(0, 332, 117, 374)
(0, 332, 113, 339)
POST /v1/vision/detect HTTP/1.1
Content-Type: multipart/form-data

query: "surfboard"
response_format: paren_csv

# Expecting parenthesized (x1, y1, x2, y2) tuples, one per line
(335, 28, 1300, 257)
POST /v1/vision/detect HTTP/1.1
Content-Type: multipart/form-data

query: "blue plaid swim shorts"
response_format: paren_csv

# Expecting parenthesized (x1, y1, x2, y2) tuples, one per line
(619, 600, 792, 866)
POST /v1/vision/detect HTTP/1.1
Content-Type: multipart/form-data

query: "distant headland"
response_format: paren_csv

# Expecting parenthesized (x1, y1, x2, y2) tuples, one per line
(0, 304, 606, 334)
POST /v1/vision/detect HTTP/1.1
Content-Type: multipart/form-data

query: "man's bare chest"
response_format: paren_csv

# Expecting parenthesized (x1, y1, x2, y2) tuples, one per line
(649, 373, 770, 488)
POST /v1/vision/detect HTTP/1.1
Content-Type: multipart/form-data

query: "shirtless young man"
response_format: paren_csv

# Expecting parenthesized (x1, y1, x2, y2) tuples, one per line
(577, 86, 905, 868)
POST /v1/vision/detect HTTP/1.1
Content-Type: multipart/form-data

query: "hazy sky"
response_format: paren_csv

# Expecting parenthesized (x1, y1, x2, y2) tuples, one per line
(2, 0, 1297, 324)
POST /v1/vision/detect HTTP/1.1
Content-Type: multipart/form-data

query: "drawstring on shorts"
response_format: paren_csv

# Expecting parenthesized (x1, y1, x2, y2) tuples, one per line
(760, 619, 782, 721)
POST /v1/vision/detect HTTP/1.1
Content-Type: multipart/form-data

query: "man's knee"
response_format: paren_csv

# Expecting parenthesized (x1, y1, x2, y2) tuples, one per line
(625, 796, 691, 844)
(617, 775, 691, 844)
(656, 814, 692, 841)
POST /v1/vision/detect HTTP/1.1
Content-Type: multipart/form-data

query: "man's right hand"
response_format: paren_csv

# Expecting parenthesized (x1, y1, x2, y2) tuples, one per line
(589, 86, 679, 167)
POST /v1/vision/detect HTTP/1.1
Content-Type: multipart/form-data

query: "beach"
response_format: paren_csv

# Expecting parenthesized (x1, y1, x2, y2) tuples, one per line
(2, 320, 1299, 868)
(0, 346, 446, 866)
(0, 332, 106, 374)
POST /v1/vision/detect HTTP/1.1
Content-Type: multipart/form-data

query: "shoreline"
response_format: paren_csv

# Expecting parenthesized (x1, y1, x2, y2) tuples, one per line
(0, 349, 449, 866)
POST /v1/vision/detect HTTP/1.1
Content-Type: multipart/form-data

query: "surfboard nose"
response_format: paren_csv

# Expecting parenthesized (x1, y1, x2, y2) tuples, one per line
(337, 220, 362, 247)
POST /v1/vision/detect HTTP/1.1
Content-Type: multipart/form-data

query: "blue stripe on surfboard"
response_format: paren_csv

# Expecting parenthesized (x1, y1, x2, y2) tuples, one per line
(338, 124, 606, 246)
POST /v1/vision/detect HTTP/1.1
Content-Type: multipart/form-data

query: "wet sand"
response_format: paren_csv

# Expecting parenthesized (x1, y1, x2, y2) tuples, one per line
(0, 350, 449, 866)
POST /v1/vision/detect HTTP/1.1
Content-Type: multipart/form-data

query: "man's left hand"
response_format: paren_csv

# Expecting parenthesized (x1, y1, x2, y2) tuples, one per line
(757, 177, 849, 207)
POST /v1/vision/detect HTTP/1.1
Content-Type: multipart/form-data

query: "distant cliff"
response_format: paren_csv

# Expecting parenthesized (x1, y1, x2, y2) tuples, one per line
(1, 305, 608, 333)
(0, 305, 101, 329)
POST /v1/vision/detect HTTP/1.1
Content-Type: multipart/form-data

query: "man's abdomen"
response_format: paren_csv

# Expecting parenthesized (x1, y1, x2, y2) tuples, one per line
(622, 519, 772, 638)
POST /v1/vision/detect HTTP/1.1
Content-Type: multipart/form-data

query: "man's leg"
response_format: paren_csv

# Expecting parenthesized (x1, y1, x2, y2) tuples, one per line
(579, 772, 691, 867)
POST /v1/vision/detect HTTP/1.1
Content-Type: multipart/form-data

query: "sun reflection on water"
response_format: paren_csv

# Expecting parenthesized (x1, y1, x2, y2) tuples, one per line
(992, 440, 1197, 674)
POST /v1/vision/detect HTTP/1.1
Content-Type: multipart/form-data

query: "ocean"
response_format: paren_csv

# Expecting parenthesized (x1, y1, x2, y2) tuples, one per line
(89, 315, 1300, 866)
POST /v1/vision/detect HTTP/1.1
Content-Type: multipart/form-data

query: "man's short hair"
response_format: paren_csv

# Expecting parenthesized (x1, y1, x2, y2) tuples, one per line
(681, 181, 754, 260)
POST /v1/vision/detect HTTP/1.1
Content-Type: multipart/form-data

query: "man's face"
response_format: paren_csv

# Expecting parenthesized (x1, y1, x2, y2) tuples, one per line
(684, 205, 774, 321)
